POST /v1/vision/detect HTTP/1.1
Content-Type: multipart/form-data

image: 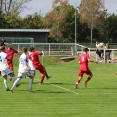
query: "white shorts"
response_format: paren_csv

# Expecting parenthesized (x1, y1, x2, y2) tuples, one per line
(28, 63, 35, 71)
(1, 68, 13, 77)
(18, 70, 34, 78)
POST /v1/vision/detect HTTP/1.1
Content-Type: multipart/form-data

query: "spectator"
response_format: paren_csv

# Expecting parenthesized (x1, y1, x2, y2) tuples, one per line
(96, 41, 103, 62)
(1, 37, 6, 46)
(104, 43, 111, 63)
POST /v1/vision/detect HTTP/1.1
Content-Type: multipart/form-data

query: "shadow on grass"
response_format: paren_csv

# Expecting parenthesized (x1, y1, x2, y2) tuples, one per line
(19, 89, 67, 94)
(18, 82, 74, 85)
(47, 82, 74, 85)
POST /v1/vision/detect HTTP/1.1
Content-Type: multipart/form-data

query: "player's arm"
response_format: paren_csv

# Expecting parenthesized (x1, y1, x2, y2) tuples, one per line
(23, 57, 30, 70)
(23, 61, 30, 70)
(88, 59, 98, 64)
(36, 52, 43, 56)
(113, 57, 117, 61)
(4, 56, 10, 67)
(13, 49, 19, 56)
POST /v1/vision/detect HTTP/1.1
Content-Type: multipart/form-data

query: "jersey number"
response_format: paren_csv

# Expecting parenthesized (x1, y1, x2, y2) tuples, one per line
(0, 56, 2, 62)
(81, 57, 85, 62)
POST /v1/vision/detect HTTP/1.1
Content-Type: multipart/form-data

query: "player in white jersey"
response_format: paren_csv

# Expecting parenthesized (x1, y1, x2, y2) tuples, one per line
(11, 47, 34, 93)
(0, 46, 20, 91)
(28, 48, 36, 83)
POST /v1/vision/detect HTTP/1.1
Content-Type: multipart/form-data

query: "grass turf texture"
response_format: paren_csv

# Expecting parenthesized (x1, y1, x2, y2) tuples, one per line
(0, 56, 117, 117)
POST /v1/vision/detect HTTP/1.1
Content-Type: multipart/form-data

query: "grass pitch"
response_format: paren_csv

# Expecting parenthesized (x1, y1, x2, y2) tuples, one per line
(0, 56, 117, 117)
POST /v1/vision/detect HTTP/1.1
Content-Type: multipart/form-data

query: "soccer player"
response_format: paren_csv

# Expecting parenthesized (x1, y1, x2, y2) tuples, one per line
(28, 47, 51, 84)
(0, 46, 20, 91)
(10, 47, 34, 93)
(5, 43, 19, 70)
(74, 48, 98, 89)
(28, 48, 36, 82)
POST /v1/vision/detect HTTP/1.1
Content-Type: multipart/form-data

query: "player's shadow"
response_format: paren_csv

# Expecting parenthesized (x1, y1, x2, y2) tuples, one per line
(36, 89, 67, 94)
(81, 87, 117, 89)
(48, 82, 74, 85)
(19, 89, 67, 94)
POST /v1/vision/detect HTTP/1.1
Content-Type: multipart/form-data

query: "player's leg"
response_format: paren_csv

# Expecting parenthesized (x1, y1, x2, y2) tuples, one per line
(30, 70, 35, 83)
(4, 76, 10, 91)
(11, 78, 21, 93)
(74, 70, 84, 88)
(40, 64, 51, 79)
(84, 70, 93, 87)
(8, 62, 14, 81)
(36, 65, 46, 84)
(28, 71, 35, 92)
(1, 70, 10, 91)
(29, 77, 35, 92)
(10, 72, 23, 93)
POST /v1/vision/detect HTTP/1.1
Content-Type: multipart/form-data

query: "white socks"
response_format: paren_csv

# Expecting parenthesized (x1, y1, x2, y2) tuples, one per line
(4, 79, 8, 88)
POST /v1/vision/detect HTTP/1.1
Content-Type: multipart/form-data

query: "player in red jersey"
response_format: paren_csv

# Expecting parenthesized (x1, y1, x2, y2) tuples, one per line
(5, 43, 19, 70)
(28, 47, 51, 84)
(74, 48, 98, 89)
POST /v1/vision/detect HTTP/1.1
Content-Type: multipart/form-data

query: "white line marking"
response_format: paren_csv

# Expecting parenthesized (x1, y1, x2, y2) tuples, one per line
(34, 78, 79, 95)
(46, 82, 79, 95)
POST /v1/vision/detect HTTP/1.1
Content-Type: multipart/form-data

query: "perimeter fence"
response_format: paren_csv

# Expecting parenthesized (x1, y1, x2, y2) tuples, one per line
(11, 43, 117, 63)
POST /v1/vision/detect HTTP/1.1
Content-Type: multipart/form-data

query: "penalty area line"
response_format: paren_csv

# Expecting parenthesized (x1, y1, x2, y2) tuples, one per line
(47, 82, 79, 95)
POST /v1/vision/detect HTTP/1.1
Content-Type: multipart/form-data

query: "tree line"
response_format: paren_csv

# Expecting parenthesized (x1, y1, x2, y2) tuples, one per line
(0, 0, 117, 44)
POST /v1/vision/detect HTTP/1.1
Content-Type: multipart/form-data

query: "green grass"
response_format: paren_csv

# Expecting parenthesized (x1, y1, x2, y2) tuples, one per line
(0, 56, 117, 117)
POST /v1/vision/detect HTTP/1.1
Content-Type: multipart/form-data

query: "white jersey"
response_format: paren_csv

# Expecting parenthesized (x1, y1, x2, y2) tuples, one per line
(28, 52, 35, 71)
(0, 52, 9, 71)
(18, 53, 29, 72)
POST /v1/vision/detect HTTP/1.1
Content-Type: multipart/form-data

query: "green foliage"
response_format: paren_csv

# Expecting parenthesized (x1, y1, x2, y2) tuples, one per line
(0, 1, 117, 43)
(22, 13, 44, 29)
(4, 10, 22, 28)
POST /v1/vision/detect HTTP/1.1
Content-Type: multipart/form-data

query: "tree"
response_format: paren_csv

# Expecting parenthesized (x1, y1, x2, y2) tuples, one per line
(44, 0, 68, 42)
(22, 12, 43, 29)
(0, 0, 32, 15)
(4, 10, 22, 28)
(80, 0, 105, 44)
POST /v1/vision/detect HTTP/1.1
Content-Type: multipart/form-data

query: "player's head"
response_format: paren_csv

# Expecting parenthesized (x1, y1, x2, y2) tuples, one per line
(29, 47, 32, 52)
(0, 46, 5, 51)
(83, 48, 89, 52)
(31, 47, 35, 52)
(29, 47, 35, 52)
(7, 43, 12, 48)
(22, 47, 28, 53)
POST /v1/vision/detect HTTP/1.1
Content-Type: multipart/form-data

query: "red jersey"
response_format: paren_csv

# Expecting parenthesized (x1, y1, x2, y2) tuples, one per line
(5, 48, 18, 60)
(79, 53, 90, 71)
(28, 51, 43, 68)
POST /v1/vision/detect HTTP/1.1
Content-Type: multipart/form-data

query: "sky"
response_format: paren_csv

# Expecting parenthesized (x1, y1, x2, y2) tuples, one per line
(21, 0, 117, 17)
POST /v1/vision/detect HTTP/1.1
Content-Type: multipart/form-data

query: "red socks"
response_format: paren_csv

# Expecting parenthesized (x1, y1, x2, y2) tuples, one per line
(40, 75, 45, 84)
(85, 77, 91, 83)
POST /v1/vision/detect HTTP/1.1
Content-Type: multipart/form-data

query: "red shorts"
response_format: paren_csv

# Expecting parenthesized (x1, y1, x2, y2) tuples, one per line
(7, 60, 13, 70)
(78, 69, 92, 77)
(35, 64, 45, 74)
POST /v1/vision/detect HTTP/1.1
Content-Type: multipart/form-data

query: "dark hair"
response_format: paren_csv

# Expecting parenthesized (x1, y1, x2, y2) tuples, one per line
(0, 42, 4, 46)
(31, 47, 35, 50)
(29, 47, 32, 52)
(0, 46, 5, 51)
(29, 47, 35, 52)
(83, 48, 89, 52)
